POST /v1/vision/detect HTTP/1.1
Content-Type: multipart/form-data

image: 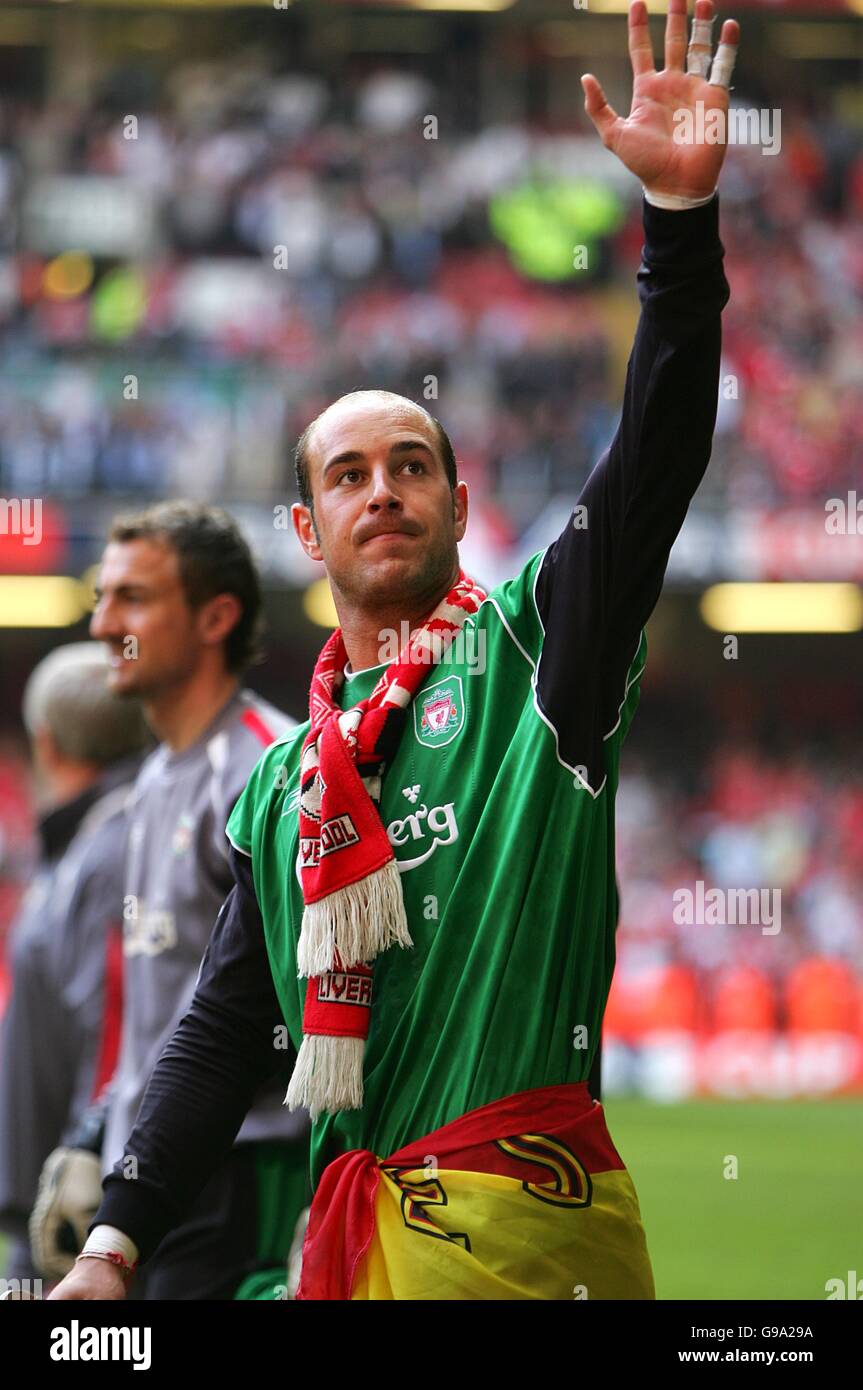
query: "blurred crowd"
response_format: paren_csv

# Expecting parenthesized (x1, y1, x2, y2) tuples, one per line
(0, 56, 860, 530)
(610, 742, 863, 1043)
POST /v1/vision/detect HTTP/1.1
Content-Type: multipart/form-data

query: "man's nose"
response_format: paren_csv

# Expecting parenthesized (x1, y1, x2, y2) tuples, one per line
(90, 601, 118, 640)
(367, 469, 402, 511)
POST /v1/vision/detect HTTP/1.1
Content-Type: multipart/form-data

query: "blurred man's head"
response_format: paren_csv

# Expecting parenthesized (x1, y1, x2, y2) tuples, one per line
(90, 501, 263, 700)
(292, 390, 468, 611)
(22, 641, 147, 804)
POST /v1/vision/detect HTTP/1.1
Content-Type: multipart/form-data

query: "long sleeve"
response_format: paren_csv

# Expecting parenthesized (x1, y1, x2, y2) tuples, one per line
(0, 898, 76, 1237)
(533, 192, 730, 787)
(90, 847, 290, 1263)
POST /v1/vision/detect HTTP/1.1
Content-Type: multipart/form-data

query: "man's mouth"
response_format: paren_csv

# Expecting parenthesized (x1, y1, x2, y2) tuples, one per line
(361, 529, 418, 545)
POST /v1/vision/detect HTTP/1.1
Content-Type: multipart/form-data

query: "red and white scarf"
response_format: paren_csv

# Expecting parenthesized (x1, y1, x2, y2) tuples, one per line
(286, 571, 487, 1119)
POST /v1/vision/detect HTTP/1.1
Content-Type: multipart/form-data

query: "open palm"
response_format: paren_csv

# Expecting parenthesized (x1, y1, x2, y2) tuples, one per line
(582, 0, 741, 203)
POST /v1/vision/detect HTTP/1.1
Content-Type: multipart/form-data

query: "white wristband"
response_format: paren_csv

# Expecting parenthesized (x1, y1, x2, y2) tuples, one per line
(643, 186, 718, 211)
(80, 1224, 139, 1270)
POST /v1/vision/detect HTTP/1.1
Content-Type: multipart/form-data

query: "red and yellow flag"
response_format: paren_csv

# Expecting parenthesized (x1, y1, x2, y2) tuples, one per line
(297, 1082, 655, 1301)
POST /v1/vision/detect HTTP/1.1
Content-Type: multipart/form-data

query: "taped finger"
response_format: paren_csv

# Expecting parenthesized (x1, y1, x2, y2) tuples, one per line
(709, 40, 738, 91)
(686, 14, 715, 79)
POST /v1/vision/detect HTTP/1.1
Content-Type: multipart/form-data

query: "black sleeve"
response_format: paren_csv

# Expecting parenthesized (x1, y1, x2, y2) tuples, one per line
(89, 847, 289, 1263)
(534, 193, 730, 788)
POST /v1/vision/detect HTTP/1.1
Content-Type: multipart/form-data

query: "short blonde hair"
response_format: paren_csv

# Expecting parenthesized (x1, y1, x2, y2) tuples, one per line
(23, 642, 147, 765)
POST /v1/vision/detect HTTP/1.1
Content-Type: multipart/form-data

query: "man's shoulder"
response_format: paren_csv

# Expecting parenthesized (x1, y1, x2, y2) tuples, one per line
(256, 717, 308, 788)
(461, 550, 548, 668)
(235, 689, 297, 744)
(207, 691, 301, 823)
(35, 778, 134, 937)
(70, 781, 134, 876)
(210, 689, 297, 773)
(225, 716, 309, 844)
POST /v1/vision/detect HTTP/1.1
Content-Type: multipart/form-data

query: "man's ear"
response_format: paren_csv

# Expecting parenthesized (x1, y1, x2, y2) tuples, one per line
(292, 503, 323, 562)
(453, 481, 469, 543)
(198, 592, 243, 651)
(32, 724, 59, 779)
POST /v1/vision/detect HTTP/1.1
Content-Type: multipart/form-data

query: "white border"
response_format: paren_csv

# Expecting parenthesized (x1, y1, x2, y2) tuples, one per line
(413, 673, 466, 749)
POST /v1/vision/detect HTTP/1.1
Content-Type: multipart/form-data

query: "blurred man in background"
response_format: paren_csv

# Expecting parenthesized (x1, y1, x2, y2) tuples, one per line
(0, 642, 147, 1284)
(33, 501, 309, 1300)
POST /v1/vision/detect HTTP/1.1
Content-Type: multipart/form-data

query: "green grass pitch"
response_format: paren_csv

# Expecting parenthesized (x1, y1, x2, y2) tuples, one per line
(604, 1097, 863, 1300)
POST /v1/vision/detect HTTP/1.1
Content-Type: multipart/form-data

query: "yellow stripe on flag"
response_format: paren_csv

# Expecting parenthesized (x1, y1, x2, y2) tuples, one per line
(351, 1164, 655, 1301)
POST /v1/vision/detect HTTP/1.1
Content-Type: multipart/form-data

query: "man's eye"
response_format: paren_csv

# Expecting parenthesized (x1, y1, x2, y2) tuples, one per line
(339, 470, 362, 484)
(403, 460, 425, 474)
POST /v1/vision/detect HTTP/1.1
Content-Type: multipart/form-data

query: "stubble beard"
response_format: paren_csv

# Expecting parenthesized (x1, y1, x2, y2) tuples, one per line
(110, 649, 198, 703)
(340, 538, 458, 617)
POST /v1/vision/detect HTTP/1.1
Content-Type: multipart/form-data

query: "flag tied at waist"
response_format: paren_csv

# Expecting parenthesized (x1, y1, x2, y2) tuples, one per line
(297, 1081, 656, 1301)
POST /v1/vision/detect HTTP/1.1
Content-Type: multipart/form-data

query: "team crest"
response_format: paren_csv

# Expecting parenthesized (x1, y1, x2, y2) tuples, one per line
(414, 676, 465, 749)
(171, 812, 195, 857)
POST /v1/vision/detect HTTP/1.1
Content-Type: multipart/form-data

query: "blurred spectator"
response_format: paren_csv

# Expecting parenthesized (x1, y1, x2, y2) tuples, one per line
(0, 59, 858, 531)
(0, 643, 146, 1281)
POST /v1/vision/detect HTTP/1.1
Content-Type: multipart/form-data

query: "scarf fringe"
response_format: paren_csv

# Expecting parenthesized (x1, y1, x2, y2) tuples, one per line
(285, 1034, 366, 1121)
(296, 859, 412, 976)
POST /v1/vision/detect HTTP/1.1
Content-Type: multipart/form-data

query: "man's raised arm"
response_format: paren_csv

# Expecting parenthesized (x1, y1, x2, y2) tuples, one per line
(532, 0, 739, 791)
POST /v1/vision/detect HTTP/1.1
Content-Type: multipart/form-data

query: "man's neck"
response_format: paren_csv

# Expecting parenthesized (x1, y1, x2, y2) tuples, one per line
(36, 761, 99, 811)
(336, 566, 460, 672)
(42, 762, 101, 809)
(143, 669, 240, 753)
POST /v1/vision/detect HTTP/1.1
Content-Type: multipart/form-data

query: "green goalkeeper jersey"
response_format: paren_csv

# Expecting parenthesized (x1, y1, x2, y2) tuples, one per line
(227, 558, 645, 1185)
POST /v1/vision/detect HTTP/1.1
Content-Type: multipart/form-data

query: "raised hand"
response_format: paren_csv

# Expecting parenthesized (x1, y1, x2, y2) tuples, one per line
(581, 0, 740, 202)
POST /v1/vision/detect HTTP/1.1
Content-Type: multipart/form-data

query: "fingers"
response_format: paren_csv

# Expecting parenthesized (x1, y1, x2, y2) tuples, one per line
(664, 0, 688, 74)
(630, 0, 740, 87)
(600, 1, 742, 126)
(627, 1, 656, 79)
(709, 19, 740, 90)
(580, 74, 621, 148)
